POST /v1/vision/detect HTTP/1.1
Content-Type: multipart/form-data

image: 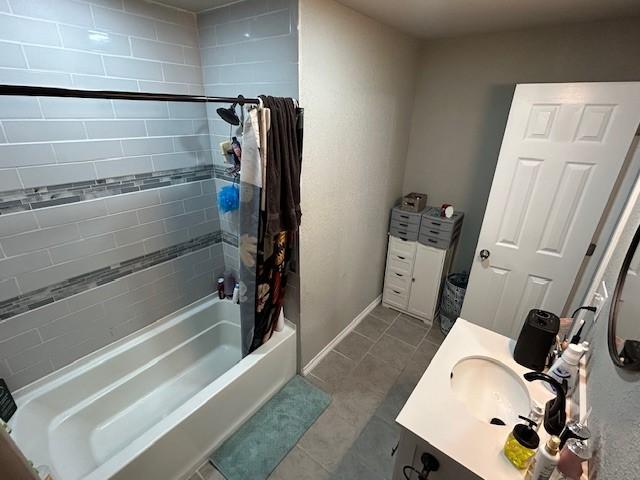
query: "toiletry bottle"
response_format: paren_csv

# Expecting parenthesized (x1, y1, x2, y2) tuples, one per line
(217, 277, 225, 299)
(555, 439, 590, 479)
(528, 403, 544, 431)
(223, 272, 235, 298)
(232, 283, 240, 304)
(559, 419, 591, 449)
(504, 416, 540, 469)
(546, 343, 583, 397)
(529, 435, 560, 480)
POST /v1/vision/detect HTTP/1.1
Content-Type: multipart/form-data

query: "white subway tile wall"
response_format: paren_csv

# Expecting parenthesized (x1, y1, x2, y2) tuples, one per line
(0, 0, 224, 390)
(198, 0, 299, 166)
(0, 0, 299, 389)
(0, 243, 224, 390)
(198, 0, 299, 274)
(0, 0, 211, 192)
(0, 181, 221, 297)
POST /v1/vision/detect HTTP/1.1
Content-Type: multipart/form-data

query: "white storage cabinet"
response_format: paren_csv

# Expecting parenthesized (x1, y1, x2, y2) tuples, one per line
(382, 235, 452, 325)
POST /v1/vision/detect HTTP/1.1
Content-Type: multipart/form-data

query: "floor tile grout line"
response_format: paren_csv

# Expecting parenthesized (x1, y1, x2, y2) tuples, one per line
(347, 312, 412, 370)
(307, 372, 325, 384)
(327, 347, 354, 363)
(303, 318, 435, 480)
(346, 315, 393, 364)
(422, 335, 444, 348)
(384, 314, 430, 349)
(318, 312, 434, 386)
(378, 332, 421, 352)
(368, 308, 400, 325)
(349, 442, 393, 480)
(295, 442, 336, 475)
(372, 313, 425, 352)
(302, 310, 445, 480)
(336, 327, 381, 365)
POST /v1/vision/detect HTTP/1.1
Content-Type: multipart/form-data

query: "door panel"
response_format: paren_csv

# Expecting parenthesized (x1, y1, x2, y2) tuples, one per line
(496, 158, 542, 248)
(462, 82, 640, 337)
(408, 244, 444, 320)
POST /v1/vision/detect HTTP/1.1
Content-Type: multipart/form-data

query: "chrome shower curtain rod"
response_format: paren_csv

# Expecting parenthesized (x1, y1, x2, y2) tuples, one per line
(0, 84, 260, 105)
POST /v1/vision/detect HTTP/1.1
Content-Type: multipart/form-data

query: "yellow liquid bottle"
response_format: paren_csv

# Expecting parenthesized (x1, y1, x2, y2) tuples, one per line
(504, 416, 540, 469)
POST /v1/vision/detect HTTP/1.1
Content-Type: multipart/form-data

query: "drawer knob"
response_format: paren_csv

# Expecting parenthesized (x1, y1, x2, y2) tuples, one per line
(479, 249, 490, 260)
(397, 256, 405, 260)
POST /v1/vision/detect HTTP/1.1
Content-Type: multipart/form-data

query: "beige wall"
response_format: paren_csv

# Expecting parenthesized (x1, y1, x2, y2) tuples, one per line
(403, 17, 640, 273)
(298, 0, 419, 366)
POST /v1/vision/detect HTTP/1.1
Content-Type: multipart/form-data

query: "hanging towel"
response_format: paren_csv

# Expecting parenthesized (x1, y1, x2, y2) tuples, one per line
(259, 96, 302, 235)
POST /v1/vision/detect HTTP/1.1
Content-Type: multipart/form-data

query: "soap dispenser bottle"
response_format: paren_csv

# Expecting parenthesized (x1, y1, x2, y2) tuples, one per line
(504, 416, 540, 469)
(547, 343, 583, 397)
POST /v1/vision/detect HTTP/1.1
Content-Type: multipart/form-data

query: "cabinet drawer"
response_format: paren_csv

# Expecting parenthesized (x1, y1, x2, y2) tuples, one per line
(421, 207, 464, 232)
(418, 228, 460, 249)
(383, 287, 409, 310)
(391, 209, 422, 226)
(385, 269, 411, 291)
(390, 219, 420, 233)
(389, 228, 418, 242)
(389, 236, 416, 258)
(421, 217, 454, 232)
(388, 254, 413, 274)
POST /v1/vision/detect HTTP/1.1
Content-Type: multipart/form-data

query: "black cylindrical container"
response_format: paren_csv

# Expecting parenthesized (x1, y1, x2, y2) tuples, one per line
(513, 309, 560, 371)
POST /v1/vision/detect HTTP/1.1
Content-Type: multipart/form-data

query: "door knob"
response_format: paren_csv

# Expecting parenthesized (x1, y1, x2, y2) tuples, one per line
(479, 249, 490, 260)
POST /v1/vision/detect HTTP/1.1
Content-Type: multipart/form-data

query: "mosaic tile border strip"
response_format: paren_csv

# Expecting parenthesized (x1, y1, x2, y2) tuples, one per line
(0, 165, 216, 215)
(222, 231, 238, 245)
(213, 164, 238, 183)
(0, 230, 222, 321)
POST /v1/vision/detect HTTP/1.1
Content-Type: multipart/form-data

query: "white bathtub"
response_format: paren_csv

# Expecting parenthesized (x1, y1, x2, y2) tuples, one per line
(9, 294, 296, 480)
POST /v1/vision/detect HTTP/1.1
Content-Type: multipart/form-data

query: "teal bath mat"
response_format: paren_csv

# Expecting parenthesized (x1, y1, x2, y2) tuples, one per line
(210, 375, 330, 480)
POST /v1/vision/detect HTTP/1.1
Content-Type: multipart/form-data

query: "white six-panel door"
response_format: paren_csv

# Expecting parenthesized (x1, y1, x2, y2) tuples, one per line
(461, 82, 640, 338)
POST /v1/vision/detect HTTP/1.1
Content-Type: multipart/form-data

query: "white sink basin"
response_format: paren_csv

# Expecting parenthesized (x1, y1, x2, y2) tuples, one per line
(450, 356, 531, 425)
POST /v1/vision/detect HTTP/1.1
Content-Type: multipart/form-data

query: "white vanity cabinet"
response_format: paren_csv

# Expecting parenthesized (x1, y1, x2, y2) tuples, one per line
(383, 236, 453, 325)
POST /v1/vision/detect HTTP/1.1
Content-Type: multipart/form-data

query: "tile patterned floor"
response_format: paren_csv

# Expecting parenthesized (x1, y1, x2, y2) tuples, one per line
(191, 305, 445, 480)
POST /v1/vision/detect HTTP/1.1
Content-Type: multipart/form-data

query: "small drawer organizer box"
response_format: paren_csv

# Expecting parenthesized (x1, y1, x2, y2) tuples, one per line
(383, 206, 463, 325)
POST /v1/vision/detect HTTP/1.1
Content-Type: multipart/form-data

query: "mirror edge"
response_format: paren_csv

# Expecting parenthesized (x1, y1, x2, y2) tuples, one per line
(609, 219, 640, 370)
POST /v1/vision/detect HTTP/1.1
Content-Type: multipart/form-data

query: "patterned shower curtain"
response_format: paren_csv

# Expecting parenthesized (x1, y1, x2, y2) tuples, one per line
(238, 98, 303, 356)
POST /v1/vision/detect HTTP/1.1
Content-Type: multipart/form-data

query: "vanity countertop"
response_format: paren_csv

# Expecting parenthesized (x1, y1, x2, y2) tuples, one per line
(396, 319, 556, 480)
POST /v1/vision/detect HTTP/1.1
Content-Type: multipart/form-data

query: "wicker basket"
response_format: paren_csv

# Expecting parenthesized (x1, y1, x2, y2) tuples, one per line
(439, 272, 468, 335)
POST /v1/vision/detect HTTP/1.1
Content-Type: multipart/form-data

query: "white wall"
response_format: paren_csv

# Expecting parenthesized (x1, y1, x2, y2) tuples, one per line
(403, 16, 640, 273)
(298, 0, 419, 366)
